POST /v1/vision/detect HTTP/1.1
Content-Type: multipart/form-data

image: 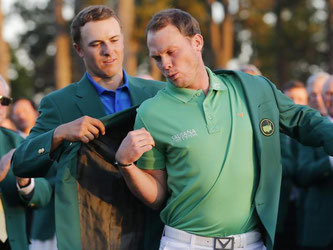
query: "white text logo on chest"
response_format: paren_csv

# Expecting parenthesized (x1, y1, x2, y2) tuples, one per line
(171, 129, 198, 143)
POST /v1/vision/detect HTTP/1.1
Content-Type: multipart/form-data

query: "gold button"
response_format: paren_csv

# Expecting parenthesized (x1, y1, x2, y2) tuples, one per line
(38, 148, 45, 154)
(29, 203, 35, 207)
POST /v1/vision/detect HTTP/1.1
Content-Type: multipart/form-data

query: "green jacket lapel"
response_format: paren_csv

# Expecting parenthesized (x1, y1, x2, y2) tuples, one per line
(75, 75, 106, 118)
(128, 75, 152, 106)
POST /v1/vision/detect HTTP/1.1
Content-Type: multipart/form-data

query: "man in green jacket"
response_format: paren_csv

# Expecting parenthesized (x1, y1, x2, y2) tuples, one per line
(0, 75, 29, 250)
(13, 5, 164, 250)
(114, 9, 333, 250)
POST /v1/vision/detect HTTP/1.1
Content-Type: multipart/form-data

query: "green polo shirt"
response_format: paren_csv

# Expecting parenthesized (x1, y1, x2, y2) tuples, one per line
(135, 67, 259, 237)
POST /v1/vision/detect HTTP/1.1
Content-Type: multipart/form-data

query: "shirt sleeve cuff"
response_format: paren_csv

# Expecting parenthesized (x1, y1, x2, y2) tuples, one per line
(16, 178, 35, 196)
(329, 156, 333, 171)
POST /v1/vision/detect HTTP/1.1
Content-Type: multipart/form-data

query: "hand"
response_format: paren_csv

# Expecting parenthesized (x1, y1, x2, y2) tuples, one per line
(16, 177, 31, 188)
(51, 116, 105, 151)
(115, 128, 155, 165)
(0, 149, 15, 182)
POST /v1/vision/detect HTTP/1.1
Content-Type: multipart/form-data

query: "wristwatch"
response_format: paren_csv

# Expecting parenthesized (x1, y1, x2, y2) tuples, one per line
(113, 160, 133, 168)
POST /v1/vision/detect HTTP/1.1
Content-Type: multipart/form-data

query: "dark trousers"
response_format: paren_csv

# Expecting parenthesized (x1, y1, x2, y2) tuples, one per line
(0, 240, 10, 250)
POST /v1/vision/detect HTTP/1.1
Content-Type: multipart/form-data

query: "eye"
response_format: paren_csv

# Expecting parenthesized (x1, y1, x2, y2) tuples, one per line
(152, 56, 161, 62)
(167, 50, 175, 55)
(90, 42, 101, 47)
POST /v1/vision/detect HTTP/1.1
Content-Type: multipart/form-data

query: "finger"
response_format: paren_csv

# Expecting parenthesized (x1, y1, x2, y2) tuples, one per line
(137, 137, 155, 148)
(84, 132, 95, 142)
(128, 127, 150, 136)
(88, 117, 106, 135)
(141, 144, 153, 153)
(80, 135, 91, 144)
(86, 123, 101, 138)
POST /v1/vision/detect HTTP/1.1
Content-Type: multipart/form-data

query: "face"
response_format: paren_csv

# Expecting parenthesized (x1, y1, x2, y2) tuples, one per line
(147, 24, 203, 89)
(323, 80, 333, 117)
(74, 17, 124, 81)
(284, 87, 308, 105)
(308, 77, 327, 115)
(11, 99, 38, 134)
(0, 82, 8, 124)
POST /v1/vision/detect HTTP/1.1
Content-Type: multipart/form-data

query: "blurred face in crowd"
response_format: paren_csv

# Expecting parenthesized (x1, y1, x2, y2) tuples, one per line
(11, 99, 38, 135)
(147, 24, 204, 89)
(323, 78, 333, 117)
(0, 82, 9, 124)
(284, 87, 308, 105)
(74, 17, 124, 83)
(308, 77, 327, 115)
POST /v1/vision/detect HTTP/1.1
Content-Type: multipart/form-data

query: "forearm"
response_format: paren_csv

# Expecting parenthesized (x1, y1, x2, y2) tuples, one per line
(119, 165, 167, 210)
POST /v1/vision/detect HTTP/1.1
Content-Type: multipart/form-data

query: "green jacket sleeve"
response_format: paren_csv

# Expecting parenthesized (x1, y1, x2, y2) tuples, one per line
(12, 95, 68, 177)
(295, 144, 332, 186)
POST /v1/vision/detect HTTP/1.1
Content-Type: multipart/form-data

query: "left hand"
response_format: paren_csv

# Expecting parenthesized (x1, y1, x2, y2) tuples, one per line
(115, 128, 155, 165)
(0, 149, 15, 182)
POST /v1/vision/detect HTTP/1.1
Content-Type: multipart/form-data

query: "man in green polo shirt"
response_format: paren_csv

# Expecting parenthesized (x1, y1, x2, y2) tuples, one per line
(115, 9, 333, 250)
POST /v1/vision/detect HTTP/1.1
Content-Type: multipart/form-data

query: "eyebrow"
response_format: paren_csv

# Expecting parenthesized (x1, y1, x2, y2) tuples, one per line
(88, 35, 121, 45)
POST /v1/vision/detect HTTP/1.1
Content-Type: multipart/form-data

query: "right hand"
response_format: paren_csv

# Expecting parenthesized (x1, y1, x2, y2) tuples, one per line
(115, 128, 155, 165)
(52, 116, 105, 151)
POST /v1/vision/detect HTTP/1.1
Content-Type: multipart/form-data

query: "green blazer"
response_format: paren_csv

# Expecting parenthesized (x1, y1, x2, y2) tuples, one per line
(0, 127, 28, 250)
(24, 167, 57, 241)
(295, 144, 333, 247)
(12, 74, 165, 250)
(213, 70, 333, 250)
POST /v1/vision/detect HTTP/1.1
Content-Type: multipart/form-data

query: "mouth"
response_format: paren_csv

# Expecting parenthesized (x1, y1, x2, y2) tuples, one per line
(167, 72, 178, 81)
(103, 58, 117, 64)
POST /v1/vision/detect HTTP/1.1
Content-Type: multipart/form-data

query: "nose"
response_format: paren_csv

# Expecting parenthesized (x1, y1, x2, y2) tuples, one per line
(101, 42, 111, 56)
(161, 56, 172, 70)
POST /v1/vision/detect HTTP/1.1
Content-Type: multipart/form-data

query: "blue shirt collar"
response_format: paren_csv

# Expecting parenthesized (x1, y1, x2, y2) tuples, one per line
(86, 70, 129, 95)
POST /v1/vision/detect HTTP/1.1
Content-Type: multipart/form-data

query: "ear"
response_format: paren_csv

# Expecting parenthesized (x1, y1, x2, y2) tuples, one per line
(73, 43, 84, 58)
(191, 34, 204, 52)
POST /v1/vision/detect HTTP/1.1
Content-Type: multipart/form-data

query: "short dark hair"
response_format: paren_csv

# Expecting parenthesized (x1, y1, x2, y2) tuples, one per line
(282, 80, 306, 93)
(146, 8, 201, 37)
(71, 5, 121, 45)
(12, 98, 37, 111)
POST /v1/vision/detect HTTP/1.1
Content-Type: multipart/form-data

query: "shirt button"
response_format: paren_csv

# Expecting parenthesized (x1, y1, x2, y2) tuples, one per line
(196, 92, 201, 97)
(207, 114, 213, 120)
(38, 148, 45, 154)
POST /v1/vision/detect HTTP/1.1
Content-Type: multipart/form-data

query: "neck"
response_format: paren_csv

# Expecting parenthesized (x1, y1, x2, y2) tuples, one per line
(194, 65, 210, 95)
(89, 72, 124, 91)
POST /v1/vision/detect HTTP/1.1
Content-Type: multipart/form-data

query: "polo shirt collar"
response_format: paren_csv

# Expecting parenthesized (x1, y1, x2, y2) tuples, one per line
(165, 66, 227, 103)
(86, 70, 129, 95)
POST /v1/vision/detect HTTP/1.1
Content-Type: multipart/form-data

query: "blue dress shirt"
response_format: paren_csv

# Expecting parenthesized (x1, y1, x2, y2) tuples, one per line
(86, 70, 132, 115)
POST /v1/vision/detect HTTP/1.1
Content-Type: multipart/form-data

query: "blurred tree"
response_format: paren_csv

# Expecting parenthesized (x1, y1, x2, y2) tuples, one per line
(55, 0, 72, 89)
(0, 0, 10, 83)
(117, 0, 137, 75)
(11, 1, 56, 97)
(9, 48, 34, 99)
(236, 0, 328, 87)
(207, 0, 234, 69)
